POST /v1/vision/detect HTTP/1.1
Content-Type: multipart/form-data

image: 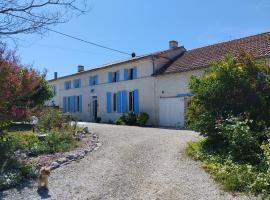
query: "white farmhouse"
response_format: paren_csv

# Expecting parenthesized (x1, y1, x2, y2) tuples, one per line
(47, 32, 270, 127)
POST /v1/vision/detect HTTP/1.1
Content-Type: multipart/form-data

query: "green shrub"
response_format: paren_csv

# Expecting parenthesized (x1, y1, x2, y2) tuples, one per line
(186, 53, 270, 145)
(0, 169, 22, 190)
(186, 139, 270, 197)
(217, 116, 262, 164)
(43, 131, 76, 154)
(125, 113, 137, 125)
(116, 119, 125, 125)
(37, 108, 71, 132)
(116, 112, 149, 126)
(7, 131, 40, 153)
(136, 112, 149, 126)
(95, 117, 101, 123)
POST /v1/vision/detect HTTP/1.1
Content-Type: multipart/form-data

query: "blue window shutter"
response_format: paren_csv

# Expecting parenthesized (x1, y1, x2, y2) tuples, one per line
(108, 72, 113, 83)
(95, 75, 98, 85)
(78, 95, 82, 112)
(89, 76, 93, 86)
(70, 96, 75, 113)
(132, 66, 137, 79)
(124, 69, 129, 80)
(63, 97, 66, 113)
(73, 80, 76, 88)
(134, 89, 139, 113)
(106, 92, 111, 113)
(78, 79, 81, 88)
(64, 81, 67, 90)
(121, 90, 127, 113)
(116, 91, 122, 113)
(116, 70, 120, 82)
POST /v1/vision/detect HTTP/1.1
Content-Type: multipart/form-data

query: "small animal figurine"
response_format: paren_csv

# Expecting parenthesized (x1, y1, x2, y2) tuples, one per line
(38, 166, 50, 189)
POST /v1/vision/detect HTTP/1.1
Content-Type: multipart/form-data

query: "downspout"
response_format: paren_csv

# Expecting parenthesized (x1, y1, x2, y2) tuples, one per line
(151, 55, 158, 126)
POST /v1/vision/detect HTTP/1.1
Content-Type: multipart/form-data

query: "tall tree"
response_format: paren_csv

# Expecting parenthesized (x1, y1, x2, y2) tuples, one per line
(0, 0, 87, 37)
(0, 43, 53, 130)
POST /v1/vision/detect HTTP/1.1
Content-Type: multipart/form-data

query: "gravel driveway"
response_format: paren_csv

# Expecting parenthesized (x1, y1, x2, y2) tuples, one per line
(1, 123, 254, 200)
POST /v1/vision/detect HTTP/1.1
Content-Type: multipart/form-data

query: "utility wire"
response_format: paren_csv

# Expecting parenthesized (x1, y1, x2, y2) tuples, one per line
(5, 13, 189, 69)
(5, 13, 132, 56)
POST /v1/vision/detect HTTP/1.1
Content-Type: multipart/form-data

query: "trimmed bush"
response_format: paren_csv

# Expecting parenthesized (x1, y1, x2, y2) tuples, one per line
(116, 112, 149, 126)
(136, 112, 149, 126)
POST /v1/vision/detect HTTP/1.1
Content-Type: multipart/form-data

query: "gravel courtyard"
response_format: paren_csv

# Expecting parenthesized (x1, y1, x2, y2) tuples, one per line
(1, 123, 254, 200)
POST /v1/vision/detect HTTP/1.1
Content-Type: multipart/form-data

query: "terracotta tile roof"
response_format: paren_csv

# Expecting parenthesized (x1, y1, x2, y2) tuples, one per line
(48, 47, 183, 82)
(158, 32, 270, 75)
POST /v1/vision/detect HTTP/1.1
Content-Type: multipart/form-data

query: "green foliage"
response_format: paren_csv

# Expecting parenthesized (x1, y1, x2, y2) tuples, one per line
(186, 139, 270, 198)
(7, 131, 40, 152)
(125, 113, 137, 125)
(136, 112, 149, 126)
(115, 118, 126, 125)
(30, 80, 54, 106)
(186, 53, 270, 139)
(217, 116, 262, 164)
(116, 112, 149, 126)
(186, 53, 270, 162)
(95, 117, 101, 123)
(0, 169, 22, 190)
(42, 131, 76, 154)
(185, 53, 270, 197)
(37, 108, 71, 132)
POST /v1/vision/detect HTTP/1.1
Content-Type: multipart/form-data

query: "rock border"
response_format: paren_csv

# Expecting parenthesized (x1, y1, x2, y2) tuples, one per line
(48, 132, 102, 170)
(26, 127, 102, 173)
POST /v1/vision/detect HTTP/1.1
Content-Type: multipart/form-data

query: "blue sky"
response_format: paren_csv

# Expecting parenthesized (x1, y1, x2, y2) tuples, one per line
(10, 0, 270, 80)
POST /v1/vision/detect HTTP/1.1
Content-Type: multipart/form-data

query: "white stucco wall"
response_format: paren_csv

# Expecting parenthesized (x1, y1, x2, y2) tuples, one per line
(47, 58, 158, 124)
(154, 69, 205, 125)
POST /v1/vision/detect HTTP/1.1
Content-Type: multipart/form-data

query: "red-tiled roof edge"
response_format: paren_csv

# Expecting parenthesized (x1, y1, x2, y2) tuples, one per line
(155, 31, 270, 76)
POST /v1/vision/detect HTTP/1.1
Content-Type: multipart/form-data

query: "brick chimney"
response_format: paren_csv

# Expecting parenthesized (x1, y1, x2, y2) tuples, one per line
(169, 40, 178, 49)
(54, 72, 58, 79)
(78, 65, 84, 72)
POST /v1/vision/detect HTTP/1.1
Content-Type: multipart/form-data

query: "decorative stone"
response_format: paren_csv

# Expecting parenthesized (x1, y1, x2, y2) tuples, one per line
(78, 151, 85, 158)
(50, 161, 60, 170)
(66, 153, 77, 160)
(83, 127, 90, 134)
(57, 157, 68, 164)
(96, 143, 102, 147)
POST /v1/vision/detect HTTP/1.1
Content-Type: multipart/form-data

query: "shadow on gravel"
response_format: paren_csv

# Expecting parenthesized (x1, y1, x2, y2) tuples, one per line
(0, 179, 35, 199)
(37, 188, 51, 199)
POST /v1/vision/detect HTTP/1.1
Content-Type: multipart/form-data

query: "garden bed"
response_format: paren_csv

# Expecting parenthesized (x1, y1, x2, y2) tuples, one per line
(0, 109, 101, 191)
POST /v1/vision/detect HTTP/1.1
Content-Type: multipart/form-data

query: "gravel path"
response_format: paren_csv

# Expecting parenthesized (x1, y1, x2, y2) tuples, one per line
(1, 123, 255, 200)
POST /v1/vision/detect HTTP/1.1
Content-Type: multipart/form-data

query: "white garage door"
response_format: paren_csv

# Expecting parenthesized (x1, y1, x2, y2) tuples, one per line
(159, 97, 185, 127)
